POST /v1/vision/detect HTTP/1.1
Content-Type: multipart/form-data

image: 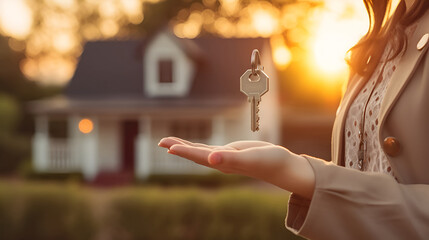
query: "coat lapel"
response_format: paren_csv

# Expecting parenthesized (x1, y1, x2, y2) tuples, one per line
(378, 14, 429, 130)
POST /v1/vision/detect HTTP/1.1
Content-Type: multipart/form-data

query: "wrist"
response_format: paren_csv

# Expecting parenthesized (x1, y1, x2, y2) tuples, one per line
(272, 149, 315, 199)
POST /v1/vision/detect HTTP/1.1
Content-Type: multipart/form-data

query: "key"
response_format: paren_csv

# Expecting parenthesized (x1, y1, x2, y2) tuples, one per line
(240, 50, 269, 132)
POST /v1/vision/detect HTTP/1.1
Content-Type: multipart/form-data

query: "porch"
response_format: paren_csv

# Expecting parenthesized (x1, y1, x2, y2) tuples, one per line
(32, 114, 227, 180)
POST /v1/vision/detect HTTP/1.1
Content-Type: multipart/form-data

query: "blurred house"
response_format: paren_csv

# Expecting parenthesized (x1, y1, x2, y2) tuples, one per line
(29, 30, 281, 181)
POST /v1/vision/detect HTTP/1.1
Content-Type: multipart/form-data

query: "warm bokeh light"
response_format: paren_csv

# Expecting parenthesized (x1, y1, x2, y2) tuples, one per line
(219, 0, 239, 16)
(0, 0, 373, 85)
(120, 0, 144, 24)
(252, 10, 278, 37)
(0, 0, 33, 39)
(273, 46, 292, 68)
(0, 0, 152, 84)
(309, 1, 368, 75)
(79, 119, 94, 134)
(271, 35, 292, 69)
(52, 31, 76, 54)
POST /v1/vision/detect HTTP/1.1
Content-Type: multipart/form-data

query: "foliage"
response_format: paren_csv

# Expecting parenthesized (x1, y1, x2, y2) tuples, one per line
(0, 182, 305, 240)
(0, 93, 29, 173)
(107, 187, 304, 240)
(144, 172, 251, 187)
(0, 182, 96, 240)
(0, 35, 61, 174)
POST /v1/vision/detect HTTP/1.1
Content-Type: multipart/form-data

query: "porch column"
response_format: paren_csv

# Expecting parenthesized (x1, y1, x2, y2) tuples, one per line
(68, 115, 80, 169)
(81, 117, 98, 180)
(210, 115, 225, 145)
(33, 115, 49, 171)
(136, 117, 151, 179)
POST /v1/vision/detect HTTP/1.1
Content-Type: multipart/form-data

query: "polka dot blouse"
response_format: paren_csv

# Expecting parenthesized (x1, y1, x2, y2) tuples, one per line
(344, 23, 419, 177)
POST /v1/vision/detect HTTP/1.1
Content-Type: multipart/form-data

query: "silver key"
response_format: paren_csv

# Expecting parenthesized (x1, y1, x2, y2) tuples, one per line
(240, 49, 269, 132)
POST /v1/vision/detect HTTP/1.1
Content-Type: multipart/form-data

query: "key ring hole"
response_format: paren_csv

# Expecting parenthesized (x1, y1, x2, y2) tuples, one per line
(251, 49, 263, 76)
(249, 73, 260, 82)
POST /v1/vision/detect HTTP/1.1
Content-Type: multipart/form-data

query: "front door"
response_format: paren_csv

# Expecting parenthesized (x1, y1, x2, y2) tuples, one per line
(121, 120, 138, 171)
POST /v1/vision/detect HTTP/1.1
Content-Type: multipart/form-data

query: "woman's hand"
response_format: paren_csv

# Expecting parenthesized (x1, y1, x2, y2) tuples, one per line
(158, 137, 315, 199)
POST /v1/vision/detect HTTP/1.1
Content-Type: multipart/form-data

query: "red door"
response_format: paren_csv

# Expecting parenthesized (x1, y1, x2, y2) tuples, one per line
(121, 120, 138, 172)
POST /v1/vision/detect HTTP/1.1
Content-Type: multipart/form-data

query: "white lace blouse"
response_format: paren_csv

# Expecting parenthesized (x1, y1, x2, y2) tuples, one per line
(344, 23, 419, 177)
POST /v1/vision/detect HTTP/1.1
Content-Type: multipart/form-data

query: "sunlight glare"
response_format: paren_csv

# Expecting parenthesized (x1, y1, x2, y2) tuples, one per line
(310, 1, 368, 74)
(0, 0, 33, 39)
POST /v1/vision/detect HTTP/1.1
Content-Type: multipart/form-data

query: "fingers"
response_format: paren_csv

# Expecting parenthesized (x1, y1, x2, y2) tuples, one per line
(169, 144, 212, 167)
(158, 137, 184, 149)
(158, 137, 218, 149)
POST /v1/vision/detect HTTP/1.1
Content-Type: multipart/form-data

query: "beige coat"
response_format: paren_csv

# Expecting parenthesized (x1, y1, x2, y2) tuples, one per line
(286, 9, 429, 240)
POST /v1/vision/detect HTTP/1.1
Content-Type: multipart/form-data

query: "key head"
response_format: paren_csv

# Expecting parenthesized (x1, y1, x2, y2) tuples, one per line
(240, 69, 269, 97)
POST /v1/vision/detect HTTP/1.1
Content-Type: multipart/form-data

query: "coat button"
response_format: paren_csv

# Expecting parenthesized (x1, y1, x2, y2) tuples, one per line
(417, 33, 429, 50)
(383, 137, 401, 157)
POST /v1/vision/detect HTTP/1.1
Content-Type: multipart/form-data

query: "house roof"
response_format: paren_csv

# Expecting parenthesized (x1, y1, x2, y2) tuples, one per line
(31, 33, 272, 114)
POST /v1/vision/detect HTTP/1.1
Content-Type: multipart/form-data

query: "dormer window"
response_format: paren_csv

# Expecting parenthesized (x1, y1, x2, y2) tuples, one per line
(144, 32, 195, 97)
(158, 59, 173, 83)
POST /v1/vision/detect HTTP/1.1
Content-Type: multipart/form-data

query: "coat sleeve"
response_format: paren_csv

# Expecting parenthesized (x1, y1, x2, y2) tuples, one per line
(285, 155, 429, 240)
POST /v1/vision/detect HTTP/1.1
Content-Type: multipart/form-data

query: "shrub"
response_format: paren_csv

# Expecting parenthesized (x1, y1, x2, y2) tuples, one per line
(144, 173, 250, 187)
(106, 187, 304, 240)
(0, 182, 96, 240)
(0, 182, 304, 240)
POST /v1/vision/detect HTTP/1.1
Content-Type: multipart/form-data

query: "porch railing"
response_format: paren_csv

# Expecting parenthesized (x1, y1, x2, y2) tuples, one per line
(49, 139, 79, 171)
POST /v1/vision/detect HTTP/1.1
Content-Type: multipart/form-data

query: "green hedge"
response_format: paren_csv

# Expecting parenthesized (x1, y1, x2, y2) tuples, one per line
(0, 182, 96, 240)
(0, 182, 304, 240)
(107, 187, 304, 240)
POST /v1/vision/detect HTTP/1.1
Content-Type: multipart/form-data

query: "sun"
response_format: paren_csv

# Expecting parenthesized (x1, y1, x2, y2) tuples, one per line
(310, 2, 368, 76)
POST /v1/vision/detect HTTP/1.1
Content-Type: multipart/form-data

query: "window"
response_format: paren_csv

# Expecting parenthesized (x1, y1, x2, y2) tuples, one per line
(158, 59, 173, 83)
(49, 119, 68, 138)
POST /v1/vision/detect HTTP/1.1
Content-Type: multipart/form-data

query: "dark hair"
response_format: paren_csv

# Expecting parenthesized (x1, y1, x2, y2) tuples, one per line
(348, 0, 429, 79)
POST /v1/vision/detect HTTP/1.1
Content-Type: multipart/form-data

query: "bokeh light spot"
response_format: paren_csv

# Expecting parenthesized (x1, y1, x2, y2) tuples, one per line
(0, 0, 33, 39)
(273, 46, 292, 69)
(79, 119, 94, 134)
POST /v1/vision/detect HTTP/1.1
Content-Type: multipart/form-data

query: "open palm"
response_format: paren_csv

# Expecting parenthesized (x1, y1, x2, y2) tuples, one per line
(159, 137, 292, 183)
(159, 136, 315, 198)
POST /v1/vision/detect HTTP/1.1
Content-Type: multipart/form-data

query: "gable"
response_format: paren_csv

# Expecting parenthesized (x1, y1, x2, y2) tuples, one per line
(143, 32, 195, 97)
